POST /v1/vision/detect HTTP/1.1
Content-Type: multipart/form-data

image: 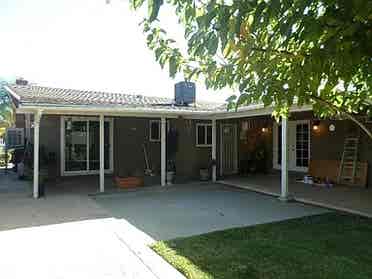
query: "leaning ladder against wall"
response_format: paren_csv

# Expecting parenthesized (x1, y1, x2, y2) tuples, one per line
(337, 136, 359, 184)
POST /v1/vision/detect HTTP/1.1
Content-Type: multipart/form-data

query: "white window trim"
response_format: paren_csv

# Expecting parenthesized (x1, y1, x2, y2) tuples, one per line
(196, 123, 212, 147)
(5, 128, 24, 148)
(149, 120, 161, 142)
(272, 120, 310, 172)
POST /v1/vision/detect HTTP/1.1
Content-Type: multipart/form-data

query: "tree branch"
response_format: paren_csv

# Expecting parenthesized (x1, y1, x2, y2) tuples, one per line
(250, 47, 305, 58)
(309, 94, 372, 141)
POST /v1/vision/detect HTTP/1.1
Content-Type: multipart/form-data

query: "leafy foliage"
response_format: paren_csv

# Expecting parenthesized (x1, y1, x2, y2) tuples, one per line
(0, 80, 15, 134)
(129, 0, 372, 138)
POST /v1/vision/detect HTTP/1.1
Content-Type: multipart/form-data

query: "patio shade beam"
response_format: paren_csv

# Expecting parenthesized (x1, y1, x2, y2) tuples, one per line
(280, 116, 290, 201)
(212, 119, 217, 182)
(161, 117, 166, 186)
(99, 114, 105, 192)
(33, 110, 42, 199)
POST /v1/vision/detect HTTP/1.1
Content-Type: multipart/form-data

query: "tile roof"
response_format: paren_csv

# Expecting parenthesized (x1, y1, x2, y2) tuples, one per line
(7, 85, 224, 112)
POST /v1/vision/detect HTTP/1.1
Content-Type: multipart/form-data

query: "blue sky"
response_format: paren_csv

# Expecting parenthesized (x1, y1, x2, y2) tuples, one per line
(0, 0, 231, 102)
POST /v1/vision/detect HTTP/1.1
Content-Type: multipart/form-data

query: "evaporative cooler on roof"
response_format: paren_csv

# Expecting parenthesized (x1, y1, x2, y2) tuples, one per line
(174, 81, 196, 106)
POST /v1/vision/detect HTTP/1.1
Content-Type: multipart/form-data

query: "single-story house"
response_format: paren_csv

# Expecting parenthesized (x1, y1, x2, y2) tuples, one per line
(4, 81, 372, 201)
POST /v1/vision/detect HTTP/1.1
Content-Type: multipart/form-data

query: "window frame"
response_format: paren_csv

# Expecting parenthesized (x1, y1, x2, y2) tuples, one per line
(196, 123, 212, 147)
(5, 128, 24, 148)
(149, 120, 161, 142)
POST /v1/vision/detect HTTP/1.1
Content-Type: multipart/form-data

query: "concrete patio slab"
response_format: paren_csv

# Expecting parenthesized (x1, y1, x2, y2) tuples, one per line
(93, 183, 328, 240)
(219, 173, 372, 217)
(0, 172, 185, 279)
(0, 173, 327, 279)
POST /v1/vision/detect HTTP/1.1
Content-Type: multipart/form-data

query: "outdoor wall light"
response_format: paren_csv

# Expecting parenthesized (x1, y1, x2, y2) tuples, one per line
(66, 118, 72, 130)
(312, 120, 320, 131)
(329, 124, 336, 132)
(261, 127, 268, 133)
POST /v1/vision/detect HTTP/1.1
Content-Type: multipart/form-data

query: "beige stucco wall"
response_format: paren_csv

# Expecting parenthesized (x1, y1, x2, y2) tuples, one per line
(310, 119, 372, 187)
(289, 111, 371, 187)
(17, 114, 61, 176)
(173, 118, 212, 180)
(39, 115, 61, 177)
(15, 114, 25, 128)
(113, 117, 160, 178)
(113, 117, 213, 182)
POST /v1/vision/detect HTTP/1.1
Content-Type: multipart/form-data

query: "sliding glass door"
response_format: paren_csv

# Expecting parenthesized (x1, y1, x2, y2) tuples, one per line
(65, 120, 88, 172)
(62, 117, 113, 175)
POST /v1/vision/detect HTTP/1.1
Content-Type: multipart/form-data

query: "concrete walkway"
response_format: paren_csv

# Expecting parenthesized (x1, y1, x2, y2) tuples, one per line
(1, 219, 150, 279)
(0, 172, 184, 279)
(0, 218, 185, 279)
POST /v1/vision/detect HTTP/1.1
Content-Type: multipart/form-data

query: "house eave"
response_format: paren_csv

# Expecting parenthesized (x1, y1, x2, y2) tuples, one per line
(15, 102, 313, 120)
(210, 104, 313, 119)
(15, 103, 215, 119)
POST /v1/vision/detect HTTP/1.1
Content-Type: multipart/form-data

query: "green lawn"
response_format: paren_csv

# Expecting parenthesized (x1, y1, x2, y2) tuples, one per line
(152, 213, 372, 279)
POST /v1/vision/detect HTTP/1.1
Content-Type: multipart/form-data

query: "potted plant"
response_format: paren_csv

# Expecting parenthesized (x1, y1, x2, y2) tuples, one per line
(167, 160, 176, 185)
(199, 159, 216, 181)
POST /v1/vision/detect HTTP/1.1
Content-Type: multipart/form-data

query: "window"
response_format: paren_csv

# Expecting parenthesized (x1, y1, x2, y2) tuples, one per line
(196, 123, 212, 147)
(149, 120, 160, 142)
(5, 128, 24, 148)
(277, 124, 282, 165)
(61, 117, 113, 175)
(295, 123, 309, 167)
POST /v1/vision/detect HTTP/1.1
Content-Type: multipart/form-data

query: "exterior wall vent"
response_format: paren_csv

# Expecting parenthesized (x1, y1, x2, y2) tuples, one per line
(175, 81, 196, 106)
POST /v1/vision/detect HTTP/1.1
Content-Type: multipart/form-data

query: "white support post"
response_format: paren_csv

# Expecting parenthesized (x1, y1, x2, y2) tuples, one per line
(161, 117, 166, 186)
(212, 119, 217, 182)
(280, 116, 290, 201)
(99, 114, 105, 193)
(33, 110, 42, 199)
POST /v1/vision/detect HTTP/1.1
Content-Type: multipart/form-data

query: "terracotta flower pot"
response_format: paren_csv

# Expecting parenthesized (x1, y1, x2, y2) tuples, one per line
(115, 176, 144, 188)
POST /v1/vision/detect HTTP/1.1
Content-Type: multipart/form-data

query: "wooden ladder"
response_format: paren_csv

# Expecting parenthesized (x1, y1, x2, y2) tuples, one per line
(337, 136, 359, 184)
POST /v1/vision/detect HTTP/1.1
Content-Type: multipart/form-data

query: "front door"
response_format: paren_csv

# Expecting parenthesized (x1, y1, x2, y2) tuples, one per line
(61, 117, 113, 175)
(220, 124, 238, 176)
(273, 120, 310, 172)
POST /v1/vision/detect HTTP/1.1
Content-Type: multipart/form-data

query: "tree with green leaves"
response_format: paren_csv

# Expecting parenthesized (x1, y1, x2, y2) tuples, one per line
(129, 0, 372, 139)
(0, 81, 15, 136)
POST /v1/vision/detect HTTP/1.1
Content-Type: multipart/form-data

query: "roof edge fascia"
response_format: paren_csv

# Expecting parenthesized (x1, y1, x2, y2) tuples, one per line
(16, 104, 215, 119)
(15, 103, 313, 120)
